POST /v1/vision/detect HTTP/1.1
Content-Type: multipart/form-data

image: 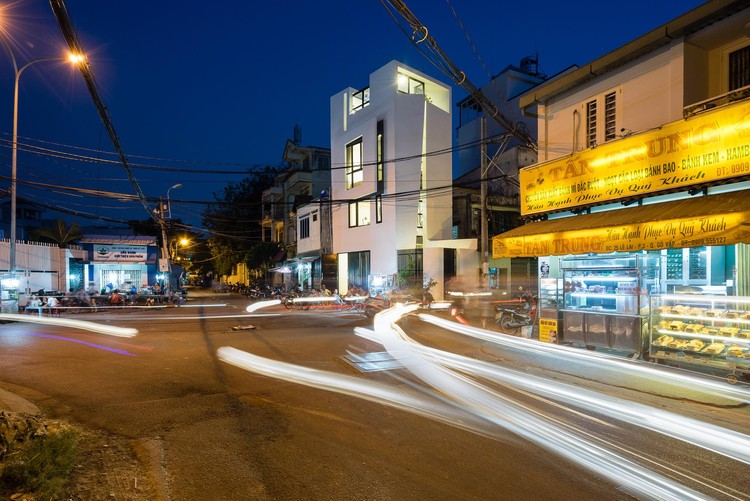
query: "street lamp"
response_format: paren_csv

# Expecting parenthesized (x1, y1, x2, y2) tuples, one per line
(159, 184, 182, 294)
(0, 34, 84, 279)
(166, 183, 182, 219)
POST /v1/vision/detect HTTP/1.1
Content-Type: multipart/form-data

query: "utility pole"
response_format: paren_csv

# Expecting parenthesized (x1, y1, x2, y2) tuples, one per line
(480, 117, 489, 289)
(158, 197, 171, 294)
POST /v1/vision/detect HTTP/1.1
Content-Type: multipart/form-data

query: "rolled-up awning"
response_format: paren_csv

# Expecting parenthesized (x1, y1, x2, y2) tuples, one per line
(492, 191, 750, 258)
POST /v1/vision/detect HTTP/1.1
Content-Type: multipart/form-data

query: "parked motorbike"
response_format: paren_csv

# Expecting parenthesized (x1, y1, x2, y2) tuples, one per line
(495, 287, 538, 336)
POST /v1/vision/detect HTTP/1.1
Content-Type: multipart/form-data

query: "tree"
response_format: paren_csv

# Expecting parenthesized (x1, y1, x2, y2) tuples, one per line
(32, 218, 83, 246)
(201, 167, 282, 277)
(244, 241, 283, 279)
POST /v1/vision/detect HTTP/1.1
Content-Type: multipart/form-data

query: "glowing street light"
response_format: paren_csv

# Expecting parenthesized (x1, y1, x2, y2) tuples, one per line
(0, 31, 85, 279)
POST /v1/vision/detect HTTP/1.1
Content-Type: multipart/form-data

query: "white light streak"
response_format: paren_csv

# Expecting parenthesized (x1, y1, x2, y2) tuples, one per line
(246, 299, 281, 312)
(0, 313, 137, 338)
(418, 314, 750, 404)
(219, 304, 743, 499)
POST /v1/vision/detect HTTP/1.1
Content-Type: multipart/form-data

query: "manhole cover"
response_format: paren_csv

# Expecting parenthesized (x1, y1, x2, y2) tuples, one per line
(341, 351, 403, 372)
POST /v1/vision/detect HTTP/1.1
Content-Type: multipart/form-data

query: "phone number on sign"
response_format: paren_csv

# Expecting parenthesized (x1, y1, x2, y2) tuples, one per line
(680, 237, 727, 247)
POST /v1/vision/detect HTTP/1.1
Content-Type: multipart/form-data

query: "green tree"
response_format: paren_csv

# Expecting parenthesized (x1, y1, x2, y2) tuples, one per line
(32, 218, 83, 246)
(244, 241, 283, 279)
(202, 168, 281, 277)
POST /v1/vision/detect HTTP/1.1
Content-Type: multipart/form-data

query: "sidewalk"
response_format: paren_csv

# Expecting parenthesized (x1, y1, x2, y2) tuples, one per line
(0, 386, 39, 414)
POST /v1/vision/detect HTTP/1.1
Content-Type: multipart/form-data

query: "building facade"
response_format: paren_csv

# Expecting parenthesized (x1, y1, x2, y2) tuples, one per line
(330, 61, 453, 298)
(260, 126, 331, 290)
(494, 1, 750, 361)
(453, 60, 545, 293)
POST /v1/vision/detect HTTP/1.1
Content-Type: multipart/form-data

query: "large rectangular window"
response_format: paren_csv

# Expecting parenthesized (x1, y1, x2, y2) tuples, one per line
(351, 87, 370, 113)
(345, 138, 363, 189)
(397, 73, 424, 95)
(348, 200, 371, 227)
(299, 216, 310, 239)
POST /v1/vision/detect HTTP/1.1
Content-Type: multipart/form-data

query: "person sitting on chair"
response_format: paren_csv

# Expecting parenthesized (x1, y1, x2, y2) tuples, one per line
(109, 289, 124, 306)
(27, 295, 42, 314)
(45, 295, 61, 317)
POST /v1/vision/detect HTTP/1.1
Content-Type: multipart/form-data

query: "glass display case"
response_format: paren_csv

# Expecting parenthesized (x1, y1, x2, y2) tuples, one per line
(539, 278, 562, 319)
(538, 278, 562, 343)
(560, 253, 661, 354)
(649, 294, 750, 382)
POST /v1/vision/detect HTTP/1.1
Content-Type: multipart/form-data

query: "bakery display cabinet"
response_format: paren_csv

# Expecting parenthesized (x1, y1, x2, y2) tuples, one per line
(649, 294, 750, 383)
(560, 253, 660, 354)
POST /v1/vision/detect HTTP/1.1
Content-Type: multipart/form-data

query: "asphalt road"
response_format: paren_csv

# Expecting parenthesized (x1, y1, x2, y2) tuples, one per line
(0, 290, 748, 500)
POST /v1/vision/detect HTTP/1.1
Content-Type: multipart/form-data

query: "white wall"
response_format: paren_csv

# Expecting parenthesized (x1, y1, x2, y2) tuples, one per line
(538, 42, 686, 163)
(296, 204, 321, 255)
(330, 61, 452, 281)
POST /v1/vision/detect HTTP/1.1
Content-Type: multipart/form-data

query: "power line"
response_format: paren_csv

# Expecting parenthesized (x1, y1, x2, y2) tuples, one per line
(49, 0, 154, 221)
(380, 0, 537, 150)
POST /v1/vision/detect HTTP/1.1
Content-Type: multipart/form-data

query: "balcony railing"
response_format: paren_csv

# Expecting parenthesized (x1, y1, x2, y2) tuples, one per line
(684, 84, 750, 118)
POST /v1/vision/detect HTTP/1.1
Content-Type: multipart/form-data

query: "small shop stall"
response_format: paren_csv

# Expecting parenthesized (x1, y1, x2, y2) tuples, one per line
(492, 99, 750, 377)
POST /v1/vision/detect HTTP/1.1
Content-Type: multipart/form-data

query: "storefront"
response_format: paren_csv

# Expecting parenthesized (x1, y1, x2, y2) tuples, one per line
(492, 99, 750, 380)
(80, 235, 160, 293)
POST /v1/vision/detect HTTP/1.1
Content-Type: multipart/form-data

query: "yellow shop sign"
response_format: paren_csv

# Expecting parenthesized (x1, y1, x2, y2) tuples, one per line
(520, 99, 750, 216)
(492, 191, 750, 258)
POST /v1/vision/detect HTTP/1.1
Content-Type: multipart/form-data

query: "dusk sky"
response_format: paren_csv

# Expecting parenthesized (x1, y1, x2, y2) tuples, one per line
(0, 0, 706, 231)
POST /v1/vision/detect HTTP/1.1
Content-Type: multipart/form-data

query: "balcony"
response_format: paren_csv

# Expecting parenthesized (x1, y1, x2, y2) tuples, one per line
(684, 84, 750, 118)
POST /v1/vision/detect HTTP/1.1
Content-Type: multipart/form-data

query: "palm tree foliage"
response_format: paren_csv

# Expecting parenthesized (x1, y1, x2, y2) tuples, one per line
(32, 218, 83, 246)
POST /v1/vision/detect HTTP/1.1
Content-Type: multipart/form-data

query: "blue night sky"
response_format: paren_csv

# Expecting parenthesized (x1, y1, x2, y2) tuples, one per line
(0, 0, 706, 230)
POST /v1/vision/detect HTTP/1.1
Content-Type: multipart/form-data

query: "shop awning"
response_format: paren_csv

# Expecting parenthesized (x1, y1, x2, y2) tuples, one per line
(492, 191, 750, 258)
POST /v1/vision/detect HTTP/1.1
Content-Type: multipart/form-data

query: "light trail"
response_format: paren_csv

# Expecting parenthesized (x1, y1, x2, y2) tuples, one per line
(87, 312, 282, 321)
(0, 313, 137, 337)
(28, 333, 136, 356)
(220, 303, 724, 499)
(360, 324, 750, 466)
(418, 314, 750, 404)
(217, 346, 502, 439)
(246, 299, 281, 312)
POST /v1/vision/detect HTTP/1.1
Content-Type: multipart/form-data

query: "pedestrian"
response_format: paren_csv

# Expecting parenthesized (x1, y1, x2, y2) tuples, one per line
(45, 295, 61, 317)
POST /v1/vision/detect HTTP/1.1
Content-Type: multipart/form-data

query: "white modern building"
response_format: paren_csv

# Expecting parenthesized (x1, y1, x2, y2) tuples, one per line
(330, 61, 454, 298)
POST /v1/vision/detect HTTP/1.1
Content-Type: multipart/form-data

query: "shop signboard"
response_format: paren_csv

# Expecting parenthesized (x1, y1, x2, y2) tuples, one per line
(93, 244, 147, 263)
(493, 206, 750, 258)
(539, 318, 558, 343)
(520, 99, 750, 216)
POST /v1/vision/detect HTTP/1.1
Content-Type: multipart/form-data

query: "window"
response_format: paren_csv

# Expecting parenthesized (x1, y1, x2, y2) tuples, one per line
(377, 120, 384, 192)
(351, 87, 370, 112)
(397, 73, 424, 95)
(345, 138, 363, 189)
(375, 195, 382, 223)
(586, 99, 597, 148)
(729, 45, 750, 91)
(348, 200, 371, 227)
(604, 92, 617, 141)
(585, 90, 617, 148)
(299, 216, 310, 239)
